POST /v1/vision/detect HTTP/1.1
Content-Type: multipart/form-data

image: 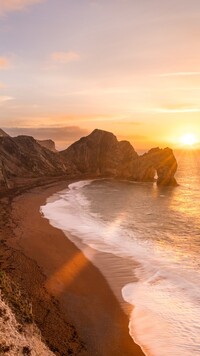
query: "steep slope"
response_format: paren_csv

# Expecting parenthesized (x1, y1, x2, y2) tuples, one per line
(135, 147, 178, 186)
(0, 135, 66, 189)
(60, 129, 138, 177)
(61, 129, 178, 185)
(0, 295, 54, 356)
(0, 128, 178, 191)
(1, 136, 64, 175)
(37, 139, 57, 152)
(0, 128, 9, 137)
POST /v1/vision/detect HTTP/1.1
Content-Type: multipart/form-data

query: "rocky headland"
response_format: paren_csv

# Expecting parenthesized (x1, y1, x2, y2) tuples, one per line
(0, 128, 177, 355)
(0, 128, 177, 192)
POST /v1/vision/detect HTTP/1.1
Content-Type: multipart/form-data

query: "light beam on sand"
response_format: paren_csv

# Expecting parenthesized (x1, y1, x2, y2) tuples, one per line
(45, 249, 89, 296)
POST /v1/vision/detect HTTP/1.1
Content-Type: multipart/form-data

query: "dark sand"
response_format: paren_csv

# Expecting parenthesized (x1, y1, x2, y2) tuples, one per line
(1, 181, 145, 356)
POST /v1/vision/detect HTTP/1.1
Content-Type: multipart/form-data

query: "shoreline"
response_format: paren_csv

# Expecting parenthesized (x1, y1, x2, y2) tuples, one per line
(1, 180, 145, 355)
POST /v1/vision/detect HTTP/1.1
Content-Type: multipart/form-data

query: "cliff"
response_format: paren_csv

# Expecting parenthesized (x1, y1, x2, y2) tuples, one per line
(37, 139, 57, 152)
(0, 272, 54, 356)
(0, 129, 9, 137)
(136, 147, 178, 186)
(61, 129, 178, 185)
(0, 129, 178, 191)
(60, 129, 138, 177)
(0, 135, 66, 189)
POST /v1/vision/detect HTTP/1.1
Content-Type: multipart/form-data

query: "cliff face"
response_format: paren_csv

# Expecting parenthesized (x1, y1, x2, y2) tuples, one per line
(0, 129, 9, 137)
(37, 139, 57, 152)
(136, 147, 178, 186)
(61, 129, 138, 177)
(0, 129, 178, 191)
(62, 129, 178, 185)
(0, 135, 66, 189)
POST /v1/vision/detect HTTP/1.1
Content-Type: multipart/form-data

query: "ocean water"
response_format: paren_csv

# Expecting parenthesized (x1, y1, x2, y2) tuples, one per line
(41, 150, 200, 356)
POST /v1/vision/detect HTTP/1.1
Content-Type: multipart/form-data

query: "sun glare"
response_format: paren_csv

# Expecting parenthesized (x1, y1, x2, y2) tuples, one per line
(180, 133, 198, 147)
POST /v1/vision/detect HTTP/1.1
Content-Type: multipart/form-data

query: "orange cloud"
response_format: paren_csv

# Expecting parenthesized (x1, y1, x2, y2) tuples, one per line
(51, 51, 80, 64)
(0, 96, 14, 103)
(0, 57, 10, 70)
(159, 72, 200, 77)
(155, 107, 200, 113)
(0, 0, 45, 14)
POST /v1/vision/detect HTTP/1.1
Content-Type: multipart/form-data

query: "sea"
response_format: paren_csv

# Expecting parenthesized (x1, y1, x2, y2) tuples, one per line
(41, 150, 200, 356)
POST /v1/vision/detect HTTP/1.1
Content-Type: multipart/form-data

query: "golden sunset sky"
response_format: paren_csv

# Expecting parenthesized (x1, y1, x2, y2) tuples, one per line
(0, 0, 200, 150)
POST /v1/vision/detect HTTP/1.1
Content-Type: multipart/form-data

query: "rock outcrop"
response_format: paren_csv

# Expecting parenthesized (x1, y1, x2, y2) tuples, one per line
(62, 129, 178, 185)
(0, 135, 65, 189)
(0, 128, 9, 137)
(135, 147, 178, 186)
(61, 129, 138, 177)
(37, 139, 57, 152)
(0, 128, 178, 191)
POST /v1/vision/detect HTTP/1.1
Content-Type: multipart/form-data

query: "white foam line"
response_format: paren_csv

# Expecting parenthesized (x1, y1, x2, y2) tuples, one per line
(41, 179, 200, 356)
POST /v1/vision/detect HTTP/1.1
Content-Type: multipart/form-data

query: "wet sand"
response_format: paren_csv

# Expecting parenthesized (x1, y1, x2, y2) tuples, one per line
(1, 180, 145, 355)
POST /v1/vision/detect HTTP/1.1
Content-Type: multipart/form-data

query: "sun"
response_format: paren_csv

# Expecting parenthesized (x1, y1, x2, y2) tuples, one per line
(180, 133, 198, 146)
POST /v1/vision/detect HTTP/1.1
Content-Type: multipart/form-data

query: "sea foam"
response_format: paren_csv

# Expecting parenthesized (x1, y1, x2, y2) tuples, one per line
(41, 180, 200, 356)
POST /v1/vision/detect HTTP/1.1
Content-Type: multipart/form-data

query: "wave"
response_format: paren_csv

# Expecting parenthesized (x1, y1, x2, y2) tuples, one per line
(41, 180, 200, 356)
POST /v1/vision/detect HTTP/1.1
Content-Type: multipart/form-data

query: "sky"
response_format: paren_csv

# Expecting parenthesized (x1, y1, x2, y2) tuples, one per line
(0, 0, 200, 150)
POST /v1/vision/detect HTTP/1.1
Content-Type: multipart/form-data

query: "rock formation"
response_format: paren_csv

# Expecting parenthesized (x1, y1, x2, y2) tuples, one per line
(37, 139, 57, 152)
(0, 135, 65, 189)
(0, 128, 9, 137)
(61, 129, 178, 185)
(0, 128, 178, 191)
(136, 147, 178, 186)
(60, 129, 138, 177)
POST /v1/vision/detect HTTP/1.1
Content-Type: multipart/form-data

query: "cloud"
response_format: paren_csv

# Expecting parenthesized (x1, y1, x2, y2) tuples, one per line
(51, 51, 80, 64)
(64, 87, 141, 96)
(152, 101, 200, 114)
(0, 96, 14, 103)
(154, 107, 200, 113)
(0, 0, 45, 14)
(159, 72, 200, 77)
(3, 126, 89, 148)
(0, 57, 10, 69)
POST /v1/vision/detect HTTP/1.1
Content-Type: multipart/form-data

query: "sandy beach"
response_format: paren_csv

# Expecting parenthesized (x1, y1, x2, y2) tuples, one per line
(0, 180, 145, 356)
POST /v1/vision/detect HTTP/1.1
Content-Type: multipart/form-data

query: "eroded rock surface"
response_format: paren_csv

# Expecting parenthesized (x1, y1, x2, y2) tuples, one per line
(37, 139, 57, 152)
(62, 129, 178, 185)
(137, 147, 178, 186)
(61, 129, 138, 177)
(0, 128, 178, 191)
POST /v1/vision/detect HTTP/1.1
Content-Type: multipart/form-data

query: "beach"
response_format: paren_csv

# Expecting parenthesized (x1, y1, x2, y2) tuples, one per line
(0, 180, 145, 356)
